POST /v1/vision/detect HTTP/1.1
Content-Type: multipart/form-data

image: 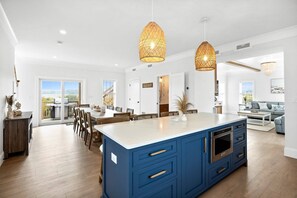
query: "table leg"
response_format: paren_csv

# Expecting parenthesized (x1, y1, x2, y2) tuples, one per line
(269, 114, 271, 124)
(262, 116, 265, 126)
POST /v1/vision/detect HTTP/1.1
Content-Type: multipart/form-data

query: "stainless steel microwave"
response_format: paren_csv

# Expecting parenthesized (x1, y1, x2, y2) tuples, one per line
(211, 126, 233, 163)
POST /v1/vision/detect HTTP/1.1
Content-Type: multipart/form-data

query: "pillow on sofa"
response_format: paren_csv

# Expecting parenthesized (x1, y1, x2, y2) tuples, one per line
(277, 105, 285, 111)
(251, 102, 260, 109)
(258, 102, 268, 109)
(267, 103, 272, 109)
(272, 104, 285, 111)
(271, 104, 278, 111)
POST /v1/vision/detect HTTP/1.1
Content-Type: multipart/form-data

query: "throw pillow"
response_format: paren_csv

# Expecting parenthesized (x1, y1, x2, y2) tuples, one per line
(271, 104, 279, 111)
(267, 103, 272, 109)
(258, 102, 268, 109)
(277, 105, 285, 111)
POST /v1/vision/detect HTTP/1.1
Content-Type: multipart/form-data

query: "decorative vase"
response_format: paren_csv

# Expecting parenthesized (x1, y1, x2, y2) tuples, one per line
(7, 105, 13, 118)
(181, 114, 187, 121)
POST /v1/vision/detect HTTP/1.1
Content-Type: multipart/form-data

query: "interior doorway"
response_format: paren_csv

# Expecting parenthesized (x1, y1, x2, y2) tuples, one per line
(127, 79, 140, 114)
(158, 75, 169, 115)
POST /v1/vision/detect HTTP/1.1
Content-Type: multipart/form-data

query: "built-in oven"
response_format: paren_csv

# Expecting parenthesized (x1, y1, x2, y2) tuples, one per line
(211, 126, 233, 163)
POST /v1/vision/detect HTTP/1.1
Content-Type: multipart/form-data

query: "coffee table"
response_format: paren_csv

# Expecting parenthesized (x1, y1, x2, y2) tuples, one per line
(237, 110, 271, 126)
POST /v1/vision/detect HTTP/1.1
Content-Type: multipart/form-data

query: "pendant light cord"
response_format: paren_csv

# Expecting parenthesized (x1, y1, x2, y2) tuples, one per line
(151, 0, 154, 21)
(203, 19, 206, 41)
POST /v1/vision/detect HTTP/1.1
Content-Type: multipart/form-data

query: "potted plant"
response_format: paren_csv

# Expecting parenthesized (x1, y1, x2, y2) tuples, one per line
(175, 93, 193, 121)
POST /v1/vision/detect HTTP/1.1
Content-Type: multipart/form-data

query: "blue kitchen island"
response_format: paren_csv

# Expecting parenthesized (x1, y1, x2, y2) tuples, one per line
(95, 112, 247, 198)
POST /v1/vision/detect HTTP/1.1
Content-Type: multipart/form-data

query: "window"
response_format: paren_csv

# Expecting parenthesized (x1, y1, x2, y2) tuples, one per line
(103, 80, 116, 106)
(239, 81, 254, 104)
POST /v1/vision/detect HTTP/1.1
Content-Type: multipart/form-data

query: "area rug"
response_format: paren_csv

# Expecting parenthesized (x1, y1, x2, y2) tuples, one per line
(247, 123, 275, 132)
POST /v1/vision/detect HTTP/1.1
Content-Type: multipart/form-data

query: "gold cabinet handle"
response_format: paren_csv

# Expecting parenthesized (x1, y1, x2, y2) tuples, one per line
(149, 170, 167, 179)
(217, 167, 226, 174)
(149, 149, 167, 156)
(237, 153, 244, 158)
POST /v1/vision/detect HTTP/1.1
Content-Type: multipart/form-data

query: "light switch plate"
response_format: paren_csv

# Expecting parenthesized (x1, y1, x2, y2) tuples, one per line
(111, 152, 117, 164)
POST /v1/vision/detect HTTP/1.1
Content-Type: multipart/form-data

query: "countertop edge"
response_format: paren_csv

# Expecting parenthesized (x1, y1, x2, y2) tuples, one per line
(95, 116, 247, 150)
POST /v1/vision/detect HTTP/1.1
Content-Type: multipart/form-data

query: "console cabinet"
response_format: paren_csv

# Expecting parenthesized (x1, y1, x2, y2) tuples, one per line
(102, 120, 247, 198)
(3, 112, 33, 159)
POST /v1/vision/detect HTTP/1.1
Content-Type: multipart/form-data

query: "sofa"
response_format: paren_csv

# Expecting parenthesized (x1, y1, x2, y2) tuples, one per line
(274, 115, 285, 134)
(245, 101, 284, 120)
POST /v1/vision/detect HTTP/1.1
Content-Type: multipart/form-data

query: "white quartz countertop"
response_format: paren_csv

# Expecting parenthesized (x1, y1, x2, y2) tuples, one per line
(94, 112, 246, 149)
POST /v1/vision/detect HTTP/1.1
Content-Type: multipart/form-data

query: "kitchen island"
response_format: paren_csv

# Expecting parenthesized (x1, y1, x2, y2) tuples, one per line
(95, 112, 247, 198)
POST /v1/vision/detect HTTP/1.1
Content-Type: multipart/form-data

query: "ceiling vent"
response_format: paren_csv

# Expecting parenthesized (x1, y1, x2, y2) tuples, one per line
(147, 64, 153, 68)
(236, 42, 251, 50)
(132, 68, 136, 72)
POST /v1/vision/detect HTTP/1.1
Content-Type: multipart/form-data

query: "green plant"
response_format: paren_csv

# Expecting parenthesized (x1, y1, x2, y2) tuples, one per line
(175, 93, 193, 114)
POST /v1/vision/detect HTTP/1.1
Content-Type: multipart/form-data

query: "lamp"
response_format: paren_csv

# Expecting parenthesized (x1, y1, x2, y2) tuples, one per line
(195, 17, 216, 71)
(139, 0, 166, 63)
(261, 61, 276, 76)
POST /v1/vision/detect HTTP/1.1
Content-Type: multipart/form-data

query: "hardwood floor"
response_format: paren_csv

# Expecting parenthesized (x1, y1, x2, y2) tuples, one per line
(0, 125, 296, 198)
(0, 125, 102, 198)
(200, 128, 297, 198)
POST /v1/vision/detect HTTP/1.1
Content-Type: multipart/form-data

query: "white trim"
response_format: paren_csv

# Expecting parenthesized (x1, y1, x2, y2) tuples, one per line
(284, 147, 297, 159)
(37, 77, 86, 126)
(126, 25, 297, 73)
(0, 3, 18, 46)
(0, 151, 4, 166)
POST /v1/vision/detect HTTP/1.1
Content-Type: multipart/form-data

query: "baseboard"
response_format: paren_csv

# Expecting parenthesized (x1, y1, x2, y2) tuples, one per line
(284, 147, 297, 159)
(0, 151, 4, 167)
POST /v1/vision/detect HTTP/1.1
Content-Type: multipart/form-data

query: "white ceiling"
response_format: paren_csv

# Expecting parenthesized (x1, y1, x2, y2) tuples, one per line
(1, 0, 297, 69)
(217, 52, 284, 74)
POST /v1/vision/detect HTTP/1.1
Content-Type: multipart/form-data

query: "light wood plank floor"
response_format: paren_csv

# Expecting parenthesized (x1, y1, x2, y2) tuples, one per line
(0, 125, 296, 198)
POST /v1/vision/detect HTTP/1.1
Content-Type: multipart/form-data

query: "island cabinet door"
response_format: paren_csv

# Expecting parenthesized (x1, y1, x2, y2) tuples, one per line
(181, 132, 207, 198)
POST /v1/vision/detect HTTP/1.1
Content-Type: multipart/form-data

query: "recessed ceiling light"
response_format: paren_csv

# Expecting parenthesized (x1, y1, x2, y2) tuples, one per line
(115, 64, 119, 67)
(59, 29, 67, 35)
(53, 56, 57, 59)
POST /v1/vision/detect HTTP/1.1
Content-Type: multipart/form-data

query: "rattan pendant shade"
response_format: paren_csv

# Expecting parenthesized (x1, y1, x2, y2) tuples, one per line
(195, 41, 216, 71)
(139, 21, 166, 63)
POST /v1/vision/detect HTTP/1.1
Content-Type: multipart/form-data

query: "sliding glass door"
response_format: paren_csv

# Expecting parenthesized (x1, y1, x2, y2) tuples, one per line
(40, 79, 81, 125)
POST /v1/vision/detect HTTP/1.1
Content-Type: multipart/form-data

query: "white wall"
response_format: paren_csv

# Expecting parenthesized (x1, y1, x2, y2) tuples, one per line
(16, 58, 125, 126)
(215, 35, 297, 159)
(219, 61, 284, 114)
(0, 6, 16, 165)
(125, 56, 214, 114)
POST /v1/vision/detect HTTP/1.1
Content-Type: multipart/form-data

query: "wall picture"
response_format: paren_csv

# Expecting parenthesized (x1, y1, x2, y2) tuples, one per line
(271, 78, 284, 94)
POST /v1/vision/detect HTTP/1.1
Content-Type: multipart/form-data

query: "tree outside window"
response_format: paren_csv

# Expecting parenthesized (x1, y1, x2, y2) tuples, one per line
(239, 81, 254, 104)
(103, 80, 116, 106)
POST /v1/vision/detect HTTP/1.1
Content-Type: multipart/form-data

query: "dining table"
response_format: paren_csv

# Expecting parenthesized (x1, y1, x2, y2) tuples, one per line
(79, 107, 118, 121)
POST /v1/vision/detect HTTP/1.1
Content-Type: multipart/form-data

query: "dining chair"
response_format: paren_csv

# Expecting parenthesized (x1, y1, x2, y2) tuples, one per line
(160, 111, 179, 117)
(78, 104, 90, 107)
(97, 116, 130, 183)
(78, 109, 85, 137)
(97, 116, 130, 125)
(73, 107, 78, 132)
(126, 108, 134, 115)
(84, 112, 100, 150)
(115, 106, 123, 112)
(169, 111, 179, 116)
(186, 109, 198, 114)
(134, 113, 158, 120)
(107, 105, 114, 110)
(114, 112, 131, 119)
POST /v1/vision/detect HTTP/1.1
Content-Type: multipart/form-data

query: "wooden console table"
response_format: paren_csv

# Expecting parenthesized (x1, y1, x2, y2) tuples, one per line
(3, 111, 33, 159)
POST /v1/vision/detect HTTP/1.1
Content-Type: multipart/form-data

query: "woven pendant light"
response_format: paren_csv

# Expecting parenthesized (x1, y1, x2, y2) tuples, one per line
(195, 18, 216, 71)
(139, 0, 166, 63)
(139, 21, 166, 62)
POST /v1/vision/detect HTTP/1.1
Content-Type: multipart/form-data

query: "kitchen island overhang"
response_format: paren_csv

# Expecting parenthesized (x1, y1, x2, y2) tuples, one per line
(95, 112, 248, 198)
